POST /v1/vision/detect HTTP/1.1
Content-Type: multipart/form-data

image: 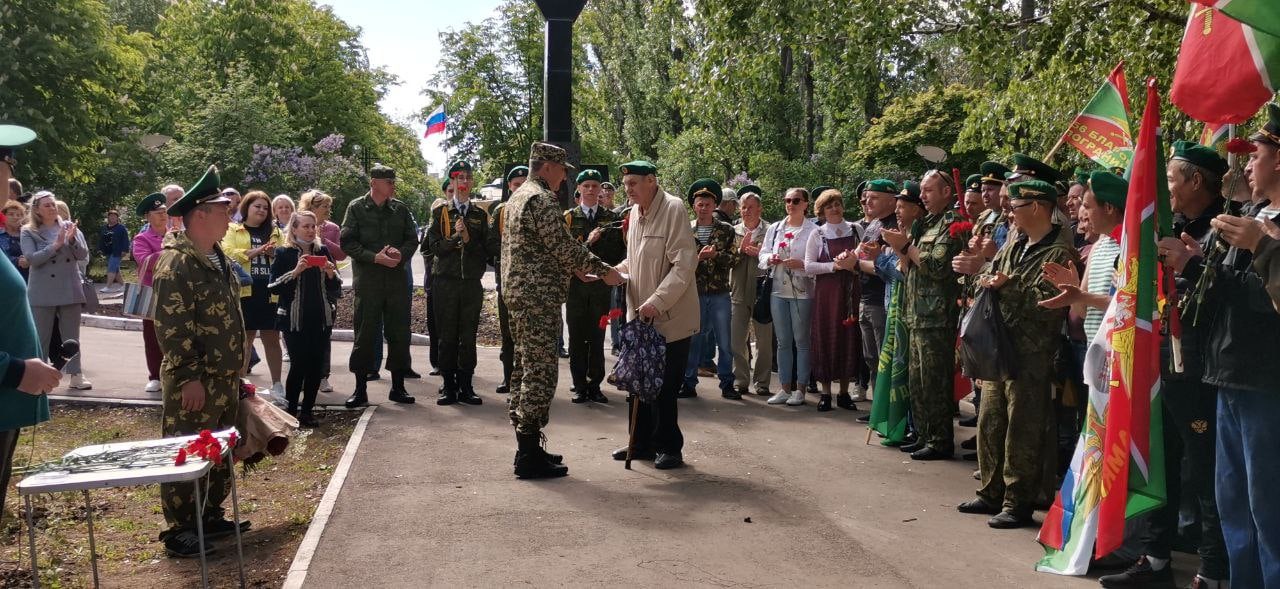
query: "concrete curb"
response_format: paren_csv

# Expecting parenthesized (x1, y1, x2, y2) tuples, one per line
(80, 315, 430, 345)
(283, 405, 377, 589)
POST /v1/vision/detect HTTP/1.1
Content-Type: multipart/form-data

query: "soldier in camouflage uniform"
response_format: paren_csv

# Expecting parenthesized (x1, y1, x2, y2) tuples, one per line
(502, 142, 621, 479)
(881, 170, 965, 460)
(564, 168, 627, 403)
(489, 166, 529, 395)
(340, 164, 419, 407)
(682, 178, 739, 399)
(424, 160, 494, 405)
(954, 180, 1073, 529)
(152, 165, 248, 557)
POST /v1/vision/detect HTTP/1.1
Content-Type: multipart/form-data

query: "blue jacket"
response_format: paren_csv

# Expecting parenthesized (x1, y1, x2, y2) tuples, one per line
(0, 257, 50, 431)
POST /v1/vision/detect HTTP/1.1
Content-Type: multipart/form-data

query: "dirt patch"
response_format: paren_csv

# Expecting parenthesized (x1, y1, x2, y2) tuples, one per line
(1, 404, 359, 588)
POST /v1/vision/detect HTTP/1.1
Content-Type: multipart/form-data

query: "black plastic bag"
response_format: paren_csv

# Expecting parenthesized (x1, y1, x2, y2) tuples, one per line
(959, 287, 1016, 381)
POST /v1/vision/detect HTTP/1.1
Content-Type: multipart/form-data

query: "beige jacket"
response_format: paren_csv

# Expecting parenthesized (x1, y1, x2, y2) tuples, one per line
(615, 189, 700, 342)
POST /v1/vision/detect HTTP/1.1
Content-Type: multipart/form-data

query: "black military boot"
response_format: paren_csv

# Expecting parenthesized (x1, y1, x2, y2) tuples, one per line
(388, 371, 415, 404)
(816, 394, 833, 412)
(344, 374, 369, 408)
(514, 432, 568, 479)
(457, 371, 482, 405)
(436, 371, 458, 405)
(511, 433, 564, 465)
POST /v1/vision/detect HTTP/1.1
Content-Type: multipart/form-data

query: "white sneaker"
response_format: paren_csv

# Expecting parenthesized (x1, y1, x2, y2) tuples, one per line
(69, 374, 93, 390)
(767, 390, 791, 405)
(786, 390, 806, 406)
(850, 384, 866, 402)
(319, 378, 333, 393)
(145, 379, 162, 393)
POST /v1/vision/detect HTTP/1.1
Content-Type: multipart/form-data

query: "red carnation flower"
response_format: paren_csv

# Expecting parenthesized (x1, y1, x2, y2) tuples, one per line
(608, 308, 624, 320)
(174, 448, 188, 466)
(598, 315, 610, 330)
(1226, 137, 1258, 154)
(949, 221, 974, 239)
(784, 232, 795, 239)
(841, 317, 855, 327)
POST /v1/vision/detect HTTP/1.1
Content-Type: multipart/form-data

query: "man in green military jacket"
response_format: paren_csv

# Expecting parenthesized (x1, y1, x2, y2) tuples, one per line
(489, 165, 529, 395)
(152, 165, 248, 557)
(424, 160, 494, 406)
(564, 168, 627, 403)
(340, 163, 419, 407)
(881, 169, 965, 460)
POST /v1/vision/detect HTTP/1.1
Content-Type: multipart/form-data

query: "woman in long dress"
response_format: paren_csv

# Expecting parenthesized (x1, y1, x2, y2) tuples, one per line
(805, 188, 863, 411)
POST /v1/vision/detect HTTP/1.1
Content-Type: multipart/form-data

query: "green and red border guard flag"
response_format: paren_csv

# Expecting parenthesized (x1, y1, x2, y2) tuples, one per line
(1057, 62, 1134, 171)
(1172, 3, 1280, 124)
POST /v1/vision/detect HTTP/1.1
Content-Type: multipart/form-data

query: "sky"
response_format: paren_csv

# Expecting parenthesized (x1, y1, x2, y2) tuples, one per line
(320, 0, 504, 175)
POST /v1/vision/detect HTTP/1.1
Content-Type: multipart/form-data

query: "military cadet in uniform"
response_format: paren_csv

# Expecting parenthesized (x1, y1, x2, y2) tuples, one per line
(340, 163, 419, 407)
(881, 170, 965, 460)
(565, 168, 627, 403)
(152, 165, 248, 557)
(425, 160, 493, 405)
(490, 166, 528, 395)
(954, 179, 1073, 528)
(503, 142, 622, 479)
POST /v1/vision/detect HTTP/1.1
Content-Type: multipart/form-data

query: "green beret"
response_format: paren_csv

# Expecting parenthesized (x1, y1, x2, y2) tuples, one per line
(1171, 140, 1228, 178)
(447, 160, 472, 177)
(1008, 179, 1058, 203)
(135, 192, 167, 216)
(0, 124, 37, 159)
(965, 174, 982, 192)
(737, 184, 764, 201)
(865, 179, 898, 194)
(620, 160, 657, 176)
(506, 166, 529, 183)
(1006, 153, 1061, 183)
(811, 185, 836, 201)
(896, 180, 923, 206)
(1250, 102, 1280, 147)
(687, 178, 723, 205)
(370, 163, 395, 180)
(576, 168, 603, 184)
(1088, 171, 1128, 210)
(169, 165, 228, 217)
(980, 161, 1010, 184)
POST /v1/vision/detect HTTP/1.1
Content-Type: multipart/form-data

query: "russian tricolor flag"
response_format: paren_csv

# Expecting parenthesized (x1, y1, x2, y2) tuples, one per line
(424, 106, 446, 138)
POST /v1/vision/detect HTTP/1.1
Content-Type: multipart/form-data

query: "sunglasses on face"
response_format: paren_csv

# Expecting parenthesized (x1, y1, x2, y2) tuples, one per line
(1010, 201, 1037, 211)
(784, 198, 807, 205)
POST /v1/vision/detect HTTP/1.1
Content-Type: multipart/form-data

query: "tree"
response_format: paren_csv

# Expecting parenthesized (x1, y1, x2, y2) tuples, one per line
(850, 84, 986, 175)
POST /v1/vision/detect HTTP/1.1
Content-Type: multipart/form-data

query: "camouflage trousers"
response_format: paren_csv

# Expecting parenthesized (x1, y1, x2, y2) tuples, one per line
(907, 327, 957, 452)
(976, 349, 1054, 513)
(507, 302, 561, 435)
(160, 375, 239, 529)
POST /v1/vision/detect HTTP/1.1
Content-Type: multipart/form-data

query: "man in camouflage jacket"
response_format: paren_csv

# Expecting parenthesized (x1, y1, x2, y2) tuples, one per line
(682, 179, 739, 398)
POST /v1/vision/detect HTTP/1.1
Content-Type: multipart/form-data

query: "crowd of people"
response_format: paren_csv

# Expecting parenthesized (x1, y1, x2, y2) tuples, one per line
(3, 100, 1280, 586)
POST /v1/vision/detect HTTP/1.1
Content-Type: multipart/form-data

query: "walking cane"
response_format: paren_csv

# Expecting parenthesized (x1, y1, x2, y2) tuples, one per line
(865, 425, 874, 445)
(625, 395, 640, 470)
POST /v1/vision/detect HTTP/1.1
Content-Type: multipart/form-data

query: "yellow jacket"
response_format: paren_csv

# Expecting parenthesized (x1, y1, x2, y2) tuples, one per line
(220, 222, 284, 299)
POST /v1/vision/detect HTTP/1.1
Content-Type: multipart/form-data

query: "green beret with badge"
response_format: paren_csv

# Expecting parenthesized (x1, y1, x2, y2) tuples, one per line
(1008, 179, 1058, 203)
(865, 179, 898, 195)
(980, 161, 1010, 185)
(687, 178, 722, 205)
(1171, 140, 1229, 178)
(370, 163, 395, 180)
(896, 180, 923, 206)
(447, 160, 472, 177)
(506, 165, 529, 183)
(1006, 153, 1061, 183)
(965, 174, 982, 192)
(1249, 101, 1280, 147)
(135, 192, 167, 216)
(576, 168, 603, 184)
(169, 165, 230, 217)
(619, 160, 657, 176)
(1088, 171, 1128, 210)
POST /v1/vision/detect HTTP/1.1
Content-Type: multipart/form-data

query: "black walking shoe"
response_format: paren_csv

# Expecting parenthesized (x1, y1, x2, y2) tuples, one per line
(428, 368, 441, 376)
(816, 394, 833, 412)
(298, 411, 320, 428)
(496, 382, 510, 394)
(344, 392, 369, 408)
(612, 446, 656, 461)
(571, 388, 590, 403)
(722, 387, 742, 400)
(403, 368, 421, 379)
(588, 387, 609, 403)
(836, 392, 856, 410)
(436, 388, 457, 405)
(900, 440, 926, 453)
(389, 388, 416, 404)
(987, 510, 1034, 529)
(364, 371, 381, 381)
(910, 446, 952, 461)
(956, 498, 1001, 515)
(855, 414, 871, 423)
(458, 388, 482, 405)
(958, 415, 978, 427)
(162, 528, 211, 558)
(961, 436, 977, 450)
(654, 452, 684, 470)
(1097, 557, 1176, 588)
(676, 385, 697, 399)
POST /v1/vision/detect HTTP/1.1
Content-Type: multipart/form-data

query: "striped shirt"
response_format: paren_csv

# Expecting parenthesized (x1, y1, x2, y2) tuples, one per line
(1083, 234, 1121, 340)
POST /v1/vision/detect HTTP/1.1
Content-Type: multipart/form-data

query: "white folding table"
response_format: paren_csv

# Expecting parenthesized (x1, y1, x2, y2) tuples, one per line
(16, 428, 247, 588)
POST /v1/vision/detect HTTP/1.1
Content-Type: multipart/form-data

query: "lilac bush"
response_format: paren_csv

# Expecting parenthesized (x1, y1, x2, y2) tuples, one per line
(242, 134, 364, 196)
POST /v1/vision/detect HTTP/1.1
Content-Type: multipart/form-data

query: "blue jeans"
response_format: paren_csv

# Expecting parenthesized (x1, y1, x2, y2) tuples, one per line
(1217, 387, 1280, 587)
(106, 254, 122, 274)
(770, 296, 812, 388)
(685, 293, 733, 391)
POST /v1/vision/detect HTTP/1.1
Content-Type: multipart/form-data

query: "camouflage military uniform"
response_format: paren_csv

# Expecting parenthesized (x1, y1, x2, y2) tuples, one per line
(501, 177, 612, 434)
(340, 193, 419, 374)
(902, 209, 965, 454)
(975, 225, 1072, 514)
(424, 199, 494, 386)
(153, 231, 247, 529)
(564, 205, 626, 394)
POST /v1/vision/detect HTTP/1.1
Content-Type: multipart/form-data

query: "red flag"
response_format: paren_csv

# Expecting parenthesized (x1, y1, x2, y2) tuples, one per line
(1172, 5, 1280, 124)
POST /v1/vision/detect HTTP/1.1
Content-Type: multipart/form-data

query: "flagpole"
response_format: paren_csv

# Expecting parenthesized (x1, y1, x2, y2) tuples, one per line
(1044, 133, 1069, 163)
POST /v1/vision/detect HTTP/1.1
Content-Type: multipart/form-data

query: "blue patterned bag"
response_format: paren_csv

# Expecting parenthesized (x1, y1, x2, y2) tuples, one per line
(613, 319, 666, 402)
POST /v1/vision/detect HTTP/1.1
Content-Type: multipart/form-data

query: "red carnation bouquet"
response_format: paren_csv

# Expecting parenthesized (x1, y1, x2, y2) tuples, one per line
(598, 308, 624, 329)
(174, 429, 237, 466)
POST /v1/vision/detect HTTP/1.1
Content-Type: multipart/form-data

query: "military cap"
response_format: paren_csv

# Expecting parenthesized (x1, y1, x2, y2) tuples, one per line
(447, 160, 473, 177)
(135, 192, 167, 216)
(1087, 171, 1128, 210)
(865, 179, 898, 195)
(1171, 140, 1229, 177)
(601, 181, 615, 190)
(528, 142, 576, 172)
(979, 161, 1010, 185)
(687, 178, 723, 205)
(576, 168, 603, 184)
(619, 160, 657, 176)
(169, 165, 230, 217)
(1005, 153, 1061, 183)
(896, 180, 923, 206)
(1250, 102, 1280, 147)
(506, 165, 529, 183)
(0, 124, 37, 162)
(369, 163, 395, 180)
(1008, 179, 1058, 203)
(737, 184, 764, 201)
(965, 174, 982, 192)
(722, 187, 738, 202)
